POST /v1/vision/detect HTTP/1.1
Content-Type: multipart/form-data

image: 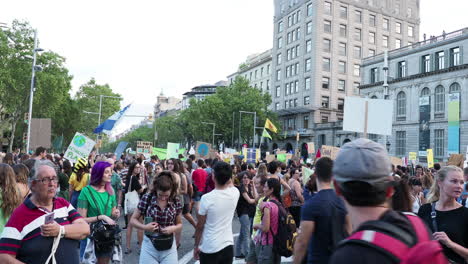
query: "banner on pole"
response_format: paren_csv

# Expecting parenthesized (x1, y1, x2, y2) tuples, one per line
(64, 132, 96, 163)
(448, 93, 460, 155)
(114, 141, 128, 159)
(427, 149, 434, 168)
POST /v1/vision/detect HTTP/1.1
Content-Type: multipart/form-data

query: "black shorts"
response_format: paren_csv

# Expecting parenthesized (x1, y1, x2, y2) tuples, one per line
(182, 203, 190, 214)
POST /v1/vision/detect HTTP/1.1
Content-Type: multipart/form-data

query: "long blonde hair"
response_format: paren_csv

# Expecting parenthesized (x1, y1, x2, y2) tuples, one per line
(426, 166, 463, 203)
(0, 164, 22, 217)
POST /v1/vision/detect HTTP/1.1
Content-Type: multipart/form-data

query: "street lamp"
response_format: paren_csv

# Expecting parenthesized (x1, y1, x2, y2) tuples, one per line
(239, 111, 257, 149)
(386, 140, 391, 153)
(202, 122, 216, 146)
(26, 30, 43, 153)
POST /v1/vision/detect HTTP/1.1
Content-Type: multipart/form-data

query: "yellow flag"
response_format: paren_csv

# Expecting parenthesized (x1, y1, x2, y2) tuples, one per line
(265, 118, 278, 133)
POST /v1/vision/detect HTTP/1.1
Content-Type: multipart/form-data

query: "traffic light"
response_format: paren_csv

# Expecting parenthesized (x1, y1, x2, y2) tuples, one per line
(23, 132, 27, 143)
(24, 112, 29, 124)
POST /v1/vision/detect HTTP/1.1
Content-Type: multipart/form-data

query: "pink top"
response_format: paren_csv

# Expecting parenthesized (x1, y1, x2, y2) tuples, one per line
(254, 200, 279, 245)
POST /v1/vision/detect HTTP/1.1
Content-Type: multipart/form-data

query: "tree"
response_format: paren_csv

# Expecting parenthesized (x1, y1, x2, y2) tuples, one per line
(74, 78, 122, 138)
(153, 115, 185, 148)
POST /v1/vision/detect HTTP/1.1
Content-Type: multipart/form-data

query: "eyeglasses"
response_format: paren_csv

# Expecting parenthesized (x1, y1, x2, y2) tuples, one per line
(36, 177, 59, 184)
(167, 162, 174, 165)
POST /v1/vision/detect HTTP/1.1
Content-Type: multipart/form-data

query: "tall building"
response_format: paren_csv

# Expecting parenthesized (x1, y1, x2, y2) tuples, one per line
(181, 81, 227, 110)
(271, 0, 420, 150)
(360, 28, 468, 161)
(153, 92, 181, 119)
(227, 49, 272, 94)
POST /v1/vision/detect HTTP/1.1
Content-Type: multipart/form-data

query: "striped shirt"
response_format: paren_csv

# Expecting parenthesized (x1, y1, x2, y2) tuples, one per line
(0, 197, 82, 264)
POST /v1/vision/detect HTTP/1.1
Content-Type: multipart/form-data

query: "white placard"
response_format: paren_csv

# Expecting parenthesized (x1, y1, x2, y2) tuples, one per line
(64, 132, 96, 163)
(343, 97, 393, 136)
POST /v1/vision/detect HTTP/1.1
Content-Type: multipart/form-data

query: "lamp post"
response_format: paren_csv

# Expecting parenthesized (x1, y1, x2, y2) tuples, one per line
(202, 122, 216, 146)
(386, 140, 391, 153)
(26, 30, 44, 153)
(239, 111, 257, 149)
(93, 95, 123, 153)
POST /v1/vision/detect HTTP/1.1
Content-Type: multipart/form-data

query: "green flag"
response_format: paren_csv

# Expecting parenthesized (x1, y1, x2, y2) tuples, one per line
(262, 128, 272, 140)
(277, 153, 286, 162)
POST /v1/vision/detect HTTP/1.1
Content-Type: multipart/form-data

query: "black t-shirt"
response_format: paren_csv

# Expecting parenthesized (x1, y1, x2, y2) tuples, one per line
(125, 174, 142, 193)
(236, 184, 255, 217)
(329, 210, 420, 264)
(418, 203, 468, 263)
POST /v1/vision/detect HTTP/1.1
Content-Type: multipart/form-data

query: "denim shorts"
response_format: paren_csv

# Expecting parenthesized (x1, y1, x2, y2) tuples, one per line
(246, 242, 280, 264)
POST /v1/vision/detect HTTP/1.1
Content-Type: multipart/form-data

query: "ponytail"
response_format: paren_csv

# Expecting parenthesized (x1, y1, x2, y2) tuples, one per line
(427, 165, 462, 203)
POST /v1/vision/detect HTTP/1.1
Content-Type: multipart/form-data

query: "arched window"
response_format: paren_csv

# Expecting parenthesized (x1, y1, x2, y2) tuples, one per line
(450, 82, 460, 93)
(397, 91, 406, 118)
(371, 95, 378, 99)
(435, 85, 445, 113)
(420, 87, 430, 97)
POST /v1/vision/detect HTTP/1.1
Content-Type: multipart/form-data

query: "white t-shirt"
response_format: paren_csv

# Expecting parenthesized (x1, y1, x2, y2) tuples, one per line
(198, 186, 240, 253)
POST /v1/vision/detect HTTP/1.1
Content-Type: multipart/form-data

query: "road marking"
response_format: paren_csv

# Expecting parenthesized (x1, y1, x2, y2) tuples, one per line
(179, 233, 239, 264)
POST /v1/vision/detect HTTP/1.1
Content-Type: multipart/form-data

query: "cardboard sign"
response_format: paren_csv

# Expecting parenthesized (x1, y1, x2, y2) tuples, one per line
(390, 156, 403, 167)
(277, 153, 286, 162)
(195, 141, 212, 159)
(321, 145, 340, 160)
(266, 154, 276, 163)
(448, 154, 464, 168)
(409, 152, 417, 162)
(427, 149, 434, 168)
(136, 141, 152, 156)
(306, 142, 315, 154)
(166, 142, 180, 159)
(64, 132, 96, 163)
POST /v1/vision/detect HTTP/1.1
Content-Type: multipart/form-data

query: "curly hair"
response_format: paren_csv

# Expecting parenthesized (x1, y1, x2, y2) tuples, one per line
(0, 164, 22, 217)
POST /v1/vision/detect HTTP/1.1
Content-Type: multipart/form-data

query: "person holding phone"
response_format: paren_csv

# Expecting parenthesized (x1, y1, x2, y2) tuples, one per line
(130, 170, 182, 264)
(78, 161, 120, 264)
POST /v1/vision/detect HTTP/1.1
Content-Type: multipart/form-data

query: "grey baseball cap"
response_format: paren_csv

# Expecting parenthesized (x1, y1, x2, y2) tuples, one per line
(333, 138, 392, 185)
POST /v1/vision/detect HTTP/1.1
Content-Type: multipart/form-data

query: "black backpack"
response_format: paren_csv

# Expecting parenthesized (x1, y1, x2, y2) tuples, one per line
(267, 199, 298, 257)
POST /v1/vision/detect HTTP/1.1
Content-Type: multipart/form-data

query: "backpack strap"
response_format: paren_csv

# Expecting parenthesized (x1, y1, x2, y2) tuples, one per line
(402, 213, 430, 242)
(430, 203, 438, 232)
(346, 230, 409, 262)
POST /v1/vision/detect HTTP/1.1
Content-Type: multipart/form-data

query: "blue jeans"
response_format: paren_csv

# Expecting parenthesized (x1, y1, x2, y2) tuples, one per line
(70, 190, 81, 208)
(139, 235, 178, 264)
(235, 214, 252, 257)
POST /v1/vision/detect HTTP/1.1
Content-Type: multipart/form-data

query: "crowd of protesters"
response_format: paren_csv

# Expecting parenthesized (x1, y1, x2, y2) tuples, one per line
(0, 140, 468, 264)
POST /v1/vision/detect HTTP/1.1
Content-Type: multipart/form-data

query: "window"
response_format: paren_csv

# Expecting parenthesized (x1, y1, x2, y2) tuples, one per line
(339, 24, 347, 37)
(288, 16, 292, 27)
(277, 53, 282, 65)
(338, 61, 346, 74)
(323, 58, 331, 71)
(369, 49, 376, 56)
(435, 85, 445, 113)
(294, 98, 298, 107)
(353, 64, 360, 76)
(324, 20, 331, 33)
(266, 80, 270, 90)
(277, 37, 283, 48)
(339, 42, 347, 56)
(436, 51, 445, 70)
(288, 118, 296, 130)
(383, 35, 389, 48)
(285, 83, 289, 95)
(353, 82, 360, 94)
(276, 86, 281, 97)
(306, 22, 312, 34)
(276, 69, 281, 81)
(306, 40, 312, 53)
(285, 100, 289, 109)
(287, 49, 291, 61)
(295, 80, 299, 93)
(355, 10, 362, 23)
(321, 115, 329, 123)
(322, 77, 330, 89)
(450, 82, 461, 93)
(354, 46, 362, 59)
(369, 32, 375, 44)
(397, 61, 406, 78)
(338, 79, 345, 92)
(305, 58, 311, 72)
(322, 96, 329, 108)
(304, 96, 310, 105)
(287, 32, 292, 44)
(354, 28, 362, 41)
(396, 22, 401, 34)
(323, 39, 331, 52)
(338, 98, 344, 111)
(255, 70, 258, 79)
(275, 102, 280, 110)
(340, 6, 347, 19)
(305, 77, 311, 90)
(450, 47, 460, 66)
(422, 55, 431, 73)
(303, 115, 309, 129)
(396, 91, 406, 118)
(307, 3, 313, 16)
(370, 67, 378, 83)
(421, 87, 430, 97)
(383, 18, 389, 30)
(324, 2, 332, 15)
(434, 129, 445, 157)
(396, 39, 401, 49)
(278, 21, 284, 33)
(408, 26, 414, 37)
(396, 131, 406, 156)
(261, 67, 264, 77)
(369, 14, 376, 26)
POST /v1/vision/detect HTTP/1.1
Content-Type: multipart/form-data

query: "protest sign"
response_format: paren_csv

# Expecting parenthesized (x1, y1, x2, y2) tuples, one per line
(389, 156, 403, 167)
(306, 142, 315, 154)
(302, 167, 314, 185)
(137, 141, 152, 158)
(166, 143, 180, 159)
(266, 154, 276, 163)
(277, 154, 286, 162)
(321, 145, 340, 160)
(195, 141, 212, 159)
(64, 132, 96, 163)
(427, 149, 434, 168)
(409, 152, 417, 162)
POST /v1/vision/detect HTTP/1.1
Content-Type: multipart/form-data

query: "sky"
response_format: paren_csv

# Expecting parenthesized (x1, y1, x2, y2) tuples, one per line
(1, 0, 467, 134)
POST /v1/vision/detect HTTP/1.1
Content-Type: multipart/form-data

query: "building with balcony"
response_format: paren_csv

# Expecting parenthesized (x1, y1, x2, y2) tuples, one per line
(360, 27, 468, 161)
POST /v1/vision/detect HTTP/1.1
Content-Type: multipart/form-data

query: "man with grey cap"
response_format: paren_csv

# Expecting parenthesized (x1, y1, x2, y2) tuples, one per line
(329, 138, 435, 264)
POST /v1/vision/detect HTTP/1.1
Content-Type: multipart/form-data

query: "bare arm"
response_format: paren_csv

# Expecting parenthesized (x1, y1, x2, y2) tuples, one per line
(293, 220, 315, 264)
(258, 207, 271, 232)
(194, 214, 207, 248)
(0, 254, 24, 264)
(180, 173, 187, 195)
(68, 184, 74, 201)
(242, 191, 256, 204)
(77, 207, 115, 225)
(294, 181, 304, 203)
(65, 218, 90, 240)
(280, 178, 291, 195)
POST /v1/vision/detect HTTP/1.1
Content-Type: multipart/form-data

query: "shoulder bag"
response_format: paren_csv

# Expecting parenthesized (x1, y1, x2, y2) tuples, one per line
(124, 175, 140, 215)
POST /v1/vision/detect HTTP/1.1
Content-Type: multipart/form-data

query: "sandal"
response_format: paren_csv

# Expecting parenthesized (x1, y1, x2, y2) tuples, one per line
(124, 248, 132, 254)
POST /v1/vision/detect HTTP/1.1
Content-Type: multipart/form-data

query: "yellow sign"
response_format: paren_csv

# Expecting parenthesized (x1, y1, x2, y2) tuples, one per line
(427, 149, 434, 168)
(409, 152, 417, 161)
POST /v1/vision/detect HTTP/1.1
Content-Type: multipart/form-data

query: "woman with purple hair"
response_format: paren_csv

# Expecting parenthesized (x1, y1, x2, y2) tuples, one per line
(78, 161, 120, 264)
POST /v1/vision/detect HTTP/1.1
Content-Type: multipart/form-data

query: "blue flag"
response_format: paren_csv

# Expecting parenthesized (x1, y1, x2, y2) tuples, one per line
(93, 104, 131, 134)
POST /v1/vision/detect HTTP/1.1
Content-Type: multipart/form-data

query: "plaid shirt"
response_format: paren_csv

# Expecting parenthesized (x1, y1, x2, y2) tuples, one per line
(137, 193, 182, 228)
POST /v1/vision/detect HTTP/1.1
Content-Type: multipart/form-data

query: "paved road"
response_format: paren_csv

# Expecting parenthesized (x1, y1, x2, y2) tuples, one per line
(120, 213, 292, 264)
